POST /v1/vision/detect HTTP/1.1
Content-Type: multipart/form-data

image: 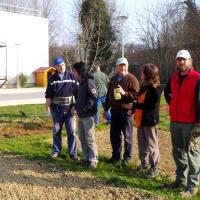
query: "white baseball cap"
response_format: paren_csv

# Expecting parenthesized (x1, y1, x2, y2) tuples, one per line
(116, 57, 128, 66)
(176, 50, 191, 59)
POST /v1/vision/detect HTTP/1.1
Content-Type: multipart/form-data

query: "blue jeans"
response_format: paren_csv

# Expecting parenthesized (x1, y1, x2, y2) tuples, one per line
(95, 96, 111, 125)
(51, 107, 77, 158)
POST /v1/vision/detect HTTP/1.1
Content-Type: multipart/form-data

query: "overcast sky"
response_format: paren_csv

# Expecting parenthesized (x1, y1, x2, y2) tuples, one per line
(60, 0, 199, 44)
(59, 0, 163, 44)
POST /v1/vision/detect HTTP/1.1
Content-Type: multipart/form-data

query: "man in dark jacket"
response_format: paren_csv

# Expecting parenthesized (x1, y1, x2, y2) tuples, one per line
(72, 61, 98, 169)
(45, 57, 79, 160)
(104, 57, 139, 165)
(164, 50, 200, 198)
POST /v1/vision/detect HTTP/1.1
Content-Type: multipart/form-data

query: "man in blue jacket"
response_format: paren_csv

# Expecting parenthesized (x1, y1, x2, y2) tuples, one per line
(45, 57, 79, 161)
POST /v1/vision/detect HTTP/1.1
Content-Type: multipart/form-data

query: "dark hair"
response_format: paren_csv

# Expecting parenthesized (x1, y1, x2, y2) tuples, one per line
(72, 61, 88, 79)
(142, 63, 160, 87)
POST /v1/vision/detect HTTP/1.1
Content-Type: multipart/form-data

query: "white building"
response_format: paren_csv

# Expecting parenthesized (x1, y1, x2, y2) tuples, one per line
(0, 9, 48, 87)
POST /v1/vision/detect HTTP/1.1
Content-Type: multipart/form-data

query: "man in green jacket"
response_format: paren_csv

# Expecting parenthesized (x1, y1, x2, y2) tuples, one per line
(92, 63, 111, 125)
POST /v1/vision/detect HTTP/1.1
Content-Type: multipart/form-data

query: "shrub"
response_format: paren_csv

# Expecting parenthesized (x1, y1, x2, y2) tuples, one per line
(19, 73, 28, 87)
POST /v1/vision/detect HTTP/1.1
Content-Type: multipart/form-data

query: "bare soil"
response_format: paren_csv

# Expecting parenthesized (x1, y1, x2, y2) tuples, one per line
(0, 111, 174, 200)
(0, 150, 162, 200)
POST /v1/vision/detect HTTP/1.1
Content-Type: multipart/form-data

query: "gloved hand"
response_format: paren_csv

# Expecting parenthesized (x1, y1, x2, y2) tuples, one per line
(46, 110, 51, 118)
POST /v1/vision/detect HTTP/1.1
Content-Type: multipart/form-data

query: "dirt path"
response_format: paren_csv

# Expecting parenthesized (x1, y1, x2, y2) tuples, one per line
(0, 124, 175, 200)
(0, 151, 161, 200)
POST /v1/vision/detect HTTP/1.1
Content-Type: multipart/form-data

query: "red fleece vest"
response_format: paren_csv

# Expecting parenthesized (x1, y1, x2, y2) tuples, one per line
(169, 69, 200, 123)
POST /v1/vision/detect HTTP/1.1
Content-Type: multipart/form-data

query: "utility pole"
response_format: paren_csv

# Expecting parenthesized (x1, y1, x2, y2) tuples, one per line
(14, 43, 21, 88)
(117, 16, 128, 57)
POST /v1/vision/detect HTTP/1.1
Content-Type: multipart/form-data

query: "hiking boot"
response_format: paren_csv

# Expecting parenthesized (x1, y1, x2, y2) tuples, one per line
(135, 164, 149, 174)
(123, 159, 131, 166)
(166, 181, 186, 189)
(180, 188, 198, 198)
(136, 164, 149, 171)
(51, 153, 60, 159)
(70, 155, 80, 161)
(106, 157, 120, 164)
(78, 159, 89, 166)
(89, 161, 98, 169)
(146, 167, 159, 178)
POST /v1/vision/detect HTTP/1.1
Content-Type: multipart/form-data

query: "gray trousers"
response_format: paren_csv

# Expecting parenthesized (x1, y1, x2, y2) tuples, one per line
(78, 116, 98, 163)
(170, 122, 200, 190)
(137, 126, 160, 168)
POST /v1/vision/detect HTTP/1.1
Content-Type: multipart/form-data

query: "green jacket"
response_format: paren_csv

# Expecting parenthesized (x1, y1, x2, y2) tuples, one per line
(92, 70, 109, 97)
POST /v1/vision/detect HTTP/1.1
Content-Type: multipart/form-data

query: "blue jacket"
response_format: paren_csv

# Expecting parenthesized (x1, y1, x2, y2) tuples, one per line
(45, 70, 79, 112)
(76, 78, 98, 118)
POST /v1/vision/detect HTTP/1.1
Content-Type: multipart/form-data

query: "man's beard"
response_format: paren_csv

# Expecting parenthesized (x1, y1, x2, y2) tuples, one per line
(177, 65, 190, 71)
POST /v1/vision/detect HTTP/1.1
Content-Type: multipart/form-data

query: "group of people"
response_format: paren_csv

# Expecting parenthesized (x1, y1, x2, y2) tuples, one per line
(45, 49, 200, 198)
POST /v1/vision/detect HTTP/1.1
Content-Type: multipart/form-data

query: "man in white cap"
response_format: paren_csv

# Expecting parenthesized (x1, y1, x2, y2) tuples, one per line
(164, 50, 200, 198)
(104, 57, 139, 165)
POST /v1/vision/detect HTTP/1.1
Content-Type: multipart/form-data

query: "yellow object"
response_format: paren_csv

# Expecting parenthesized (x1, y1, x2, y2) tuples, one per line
(114, 88, 121, 100)
(34, 67, 56, 87)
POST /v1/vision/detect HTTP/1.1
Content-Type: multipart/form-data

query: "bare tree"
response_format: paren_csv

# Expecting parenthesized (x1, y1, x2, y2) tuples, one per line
(135, 1, 188, 82)
(64, 0, 117, 71)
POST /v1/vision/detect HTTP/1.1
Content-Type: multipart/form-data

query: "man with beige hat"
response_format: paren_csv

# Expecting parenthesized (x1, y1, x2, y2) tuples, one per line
(164, 50, 200, 198)
(104, 57, 139, 165)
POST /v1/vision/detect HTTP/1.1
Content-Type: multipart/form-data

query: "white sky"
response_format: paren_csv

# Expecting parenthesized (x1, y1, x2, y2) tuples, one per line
(59, 0, 162, 44)
(59, 0, 199, 44)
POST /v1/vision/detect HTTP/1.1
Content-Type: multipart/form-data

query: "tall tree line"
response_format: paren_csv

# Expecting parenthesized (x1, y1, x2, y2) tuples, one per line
(129, 0, 200, 83)
(79, 0, 115, 70)
(2, 0, 199, 80)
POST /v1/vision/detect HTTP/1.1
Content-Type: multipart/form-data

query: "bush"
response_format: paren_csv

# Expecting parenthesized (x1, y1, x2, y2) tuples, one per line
(19, 73, 28, 87)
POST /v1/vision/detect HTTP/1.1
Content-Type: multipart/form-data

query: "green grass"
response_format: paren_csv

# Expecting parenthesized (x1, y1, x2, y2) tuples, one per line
(160, 94, 167, 105)
(0, 104, 46, 121)
(0, 104, 45, 116)
(159, 112, 170, 131)
(159, 95, 170, 131)
(1, 133, 199, 199)
(0, 104, 199, 199)
(0, 104, 50, 131)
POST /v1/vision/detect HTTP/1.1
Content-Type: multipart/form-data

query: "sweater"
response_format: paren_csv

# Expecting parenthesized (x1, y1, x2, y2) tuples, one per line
(105, 73, 139, 110)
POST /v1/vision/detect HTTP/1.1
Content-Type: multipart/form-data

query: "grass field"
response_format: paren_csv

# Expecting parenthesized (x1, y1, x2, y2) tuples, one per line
(0, 99, 199, 199)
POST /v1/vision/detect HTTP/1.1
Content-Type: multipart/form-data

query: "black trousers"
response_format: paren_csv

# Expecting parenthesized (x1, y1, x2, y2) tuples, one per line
(110, 109, 133, 160)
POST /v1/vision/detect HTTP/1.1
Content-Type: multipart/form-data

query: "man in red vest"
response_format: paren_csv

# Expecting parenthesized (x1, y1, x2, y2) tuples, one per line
(164, 50, 200, 198)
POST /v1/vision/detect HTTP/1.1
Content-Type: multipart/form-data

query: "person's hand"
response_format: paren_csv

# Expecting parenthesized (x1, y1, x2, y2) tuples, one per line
(127, 110, 133, 116)
(46, 106, 51, 118)
(128, 103, 133, 109)
(47, 110, 51, 118)
(103, 111, 107, 119)
(71, 106, 76, 115)
(117, 85, 125, 95)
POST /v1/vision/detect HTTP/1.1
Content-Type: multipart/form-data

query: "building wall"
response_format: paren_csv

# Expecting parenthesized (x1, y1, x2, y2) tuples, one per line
(0, 11, 49, 86)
